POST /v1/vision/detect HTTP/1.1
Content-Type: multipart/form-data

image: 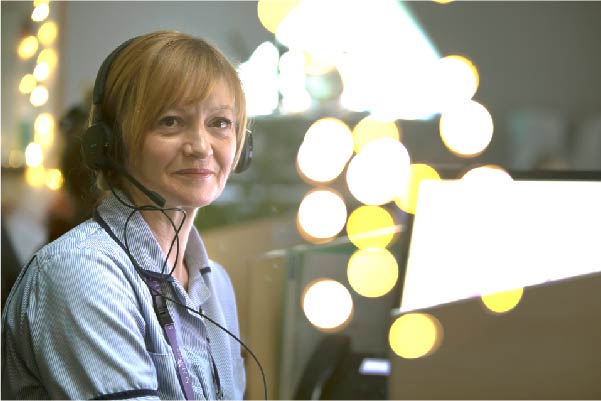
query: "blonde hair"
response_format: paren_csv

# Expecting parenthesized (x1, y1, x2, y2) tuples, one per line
(89, 30, 247, 190)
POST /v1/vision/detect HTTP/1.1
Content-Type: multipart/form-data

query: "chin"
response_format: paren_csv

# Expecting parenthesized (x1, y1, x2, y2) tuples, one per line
(173, 193, 221, 209)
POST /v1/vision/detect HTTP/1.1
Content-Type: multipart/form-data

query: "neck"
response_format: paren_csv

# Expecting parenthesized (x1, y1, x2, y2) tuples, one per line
(121, 184, 198, 290)
(138, 202, 198, 291)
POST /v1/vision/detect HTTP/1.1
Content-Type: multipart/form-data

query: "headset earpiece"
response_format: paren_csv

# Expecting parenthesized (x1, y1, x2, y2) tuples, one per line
(82, 120, 112, 171)
(234, 129, 253, 174)
(81, 37, 138, 173)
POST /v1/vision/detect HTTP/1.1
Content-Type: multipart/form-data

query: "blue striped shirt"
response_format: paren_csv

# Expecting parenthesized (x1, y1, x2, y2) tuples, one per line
(1, 193, 245, 399)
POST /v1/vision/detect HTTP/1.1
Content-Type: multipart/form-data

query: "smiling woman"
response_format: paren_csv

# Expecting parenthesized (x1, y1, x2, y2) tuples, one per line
(2, 31, 252, 400)
(136, 79, 238, 210)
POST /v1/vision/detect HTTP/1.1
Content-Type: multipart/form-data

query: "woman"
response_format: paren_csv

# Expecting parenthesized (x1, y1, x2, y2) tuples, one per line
(2, 31, 248, 400)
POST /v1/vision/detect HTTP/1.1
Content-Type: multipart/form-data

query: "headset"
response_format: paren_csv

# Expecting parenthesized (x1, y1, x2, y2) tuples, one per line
(81, 36, 253, 202)
(79, 36, 266, 399)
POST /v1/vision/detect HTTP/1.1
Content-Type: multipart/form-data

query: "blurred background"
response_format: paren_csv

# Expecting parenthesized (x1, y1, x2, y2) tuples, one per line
(2, 1, 600, 399)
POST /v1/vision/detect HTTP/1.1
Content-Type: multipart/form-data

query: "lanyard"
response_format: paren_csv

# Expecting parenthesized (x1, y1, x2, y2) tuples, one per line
(94, 211, 196, 400)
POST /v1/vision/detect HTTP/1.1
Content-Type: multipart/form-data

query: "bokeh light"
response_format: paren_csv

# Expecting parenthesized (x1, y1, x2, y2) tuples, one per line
(395, 164, 441, 214)
(461, 164, 513, 184)
(30, 85, 49, 107)
(302, 278, 354, 331)
(238, 42, 279, 116)
(257, 0, 300, 34)
(25, 142, 43, 167)
(25, 165, 46, 188)
(346, 206, 398, 249)
(34, 113, 55, 148)
(298, 189, 347, 241)
(18, 36, 39, 59)
(31, 3, 50, 22)
(303, 51, 336, 76)
(389, 313, 443, 359)
(37, 48, 58, 70)
(439, 100, 493, 157)
(45, 168, 64, 191)
(436, 55, 479, 111)
(352, 116, 401, 154)
(33, 62, 50, 81)
(481, 287, 524, 314)
(19, 74, 37, 94)
(297, 118, 354, 183)
(347, 248, 398, 298)
(346, 137, 410, 205)
(278, 49, 312, 113)
(38, 21, 58, 46)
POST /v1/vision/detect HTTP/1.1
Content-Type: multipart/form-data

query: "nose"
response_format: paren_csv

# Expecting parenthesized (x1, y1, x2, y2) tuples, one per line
(184, 124, 213, 158)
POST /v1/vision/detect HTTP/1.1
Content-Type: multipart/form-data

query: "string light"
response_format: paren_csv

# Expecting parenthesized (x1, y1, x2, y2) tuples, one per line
(16, 0, 59, 187)
(18, 36, 39, 59)
(38, 21, 58, 46)
(19, 74, 37, 94)
(30, 85, 49, 107)
(31, 3, 50, 22)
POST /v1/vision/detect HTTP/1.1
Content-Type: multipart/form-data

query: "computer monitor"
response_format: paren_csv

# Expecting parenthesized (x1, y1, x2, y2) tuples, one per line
(398, 171, 601, 313)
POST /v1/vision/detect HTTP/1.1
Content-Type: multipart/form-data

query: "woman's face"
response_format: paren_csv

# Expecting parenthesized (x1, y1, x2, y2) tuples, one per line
(129, 79, 237, 209)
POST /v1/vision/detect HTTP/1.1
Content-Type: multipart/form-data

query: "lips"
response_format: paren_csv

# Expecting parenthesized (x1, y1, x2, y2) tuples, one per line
(175, 168, 215, 177)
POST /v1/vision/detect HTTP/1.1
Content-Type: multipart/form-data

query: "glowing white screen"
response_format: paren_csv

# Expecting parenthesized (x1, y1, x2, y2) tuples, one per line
(400, 180, 601, 312)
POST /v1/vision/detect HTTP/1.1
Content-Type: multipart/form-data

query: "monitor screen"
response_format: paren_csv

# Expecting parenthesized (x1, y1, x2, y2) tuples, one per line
(399, 176, 601, 313)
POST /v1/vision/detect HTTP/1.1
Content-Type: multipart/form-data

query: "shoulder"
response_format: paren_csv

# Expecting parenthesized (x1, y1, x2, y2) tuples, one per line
(207, 259, 235, 293)
(35, 219, 132, 278)
(13, 220, 143, 315)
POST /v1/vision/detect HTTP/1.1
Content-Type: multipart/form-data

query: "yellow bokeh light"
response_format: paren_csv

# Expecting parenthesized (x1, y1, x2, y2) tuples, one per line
(30, 85, 49, 107)
(31, 3, 50, 22)
(19, 74, 37, 94)
(461, 165, 513, 184)
(346, 206, 398, 249)
(346, 137, 411, 206)
(18, 36, 39, 59)
(33, 62, 50, 81)
(38, 21, 58, 46)
(34, 0, 50, 6)
(25, 165, 46, 188)
(45, 168, 64, 191)
(352, 116, 401, 154)
(481, 287, 524, 314)
(395, 164, 441, 214)
(437, 55, 479, 110)
(302, 279, 354, 331)
(347, 248, 398, 298)
(257, 0, 300, 34)
(297, 118, 354, 183)
(389, 313, 443, 359)
(433, 0, 454, 3)
(34, 113, 55, 148)
(38, 48, 58, 70)
(439, 100, 493, 157)
(298, 189, 347, 241)
(25, 142, 44, 167)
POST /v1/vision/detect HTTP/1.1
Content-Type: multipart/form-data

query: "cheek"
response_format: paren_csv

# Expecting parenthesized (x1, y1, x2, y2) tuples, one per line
(138, 139, 174, 173)
(221, 138, 238, 174)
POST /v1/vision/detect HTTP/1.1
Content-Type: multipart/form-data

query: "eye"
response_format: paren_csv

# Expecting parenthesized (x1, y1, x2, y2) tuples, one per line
(211, 117, 233, 130)
(157, 115, 184, 129)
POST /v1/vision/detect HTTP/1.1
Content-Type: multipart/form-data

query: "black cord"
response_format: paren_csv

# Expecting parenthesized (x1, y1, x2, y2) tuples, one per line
(106, 186, 268, 400)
